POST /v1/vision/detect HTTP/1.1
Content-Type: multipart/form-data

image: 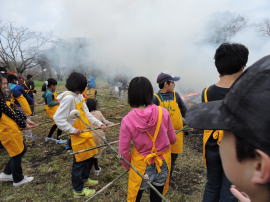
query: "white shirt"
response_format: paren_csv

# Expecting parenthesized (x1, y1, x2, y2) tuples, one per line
(53, 91, 103, 133)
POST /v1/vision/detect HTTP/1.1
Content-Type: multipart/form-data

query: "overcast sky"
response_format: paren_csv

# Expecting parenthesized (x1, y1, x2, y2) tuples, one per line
(0, 0, 270, 91)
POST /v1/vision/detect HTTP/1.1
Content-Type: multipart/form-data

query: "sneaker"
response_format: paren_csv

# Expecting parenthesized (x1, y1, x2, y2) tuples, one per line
(0, 172, 13, 181)
(13, 176, 34, 187)
(73, 188, 96, 198)
(94, 167, 102, 176)
(56, 139, 67, 144)
(84, 178, 99, 187)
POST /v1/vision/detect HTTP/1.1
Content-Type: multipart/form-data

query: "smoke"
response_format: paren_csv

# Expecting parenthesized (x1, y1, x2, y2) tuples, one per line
(0, 0, 270, 92)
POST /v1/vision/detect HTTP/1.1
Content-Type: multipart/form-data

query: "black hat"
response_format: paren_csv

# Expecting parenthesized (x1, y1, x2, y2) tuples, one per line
(186, 55, 270, 145)
(157, 72, 180, 84)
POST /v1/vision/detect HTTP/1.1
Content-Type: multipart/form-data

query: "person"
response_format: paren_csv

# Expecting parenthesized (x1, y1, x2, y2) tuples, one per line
(7, 74, 33, 116)
(87, 76, 97, 99)
(199, 43, 249, 202)
(22, 75, 36, 116)
(119, 76, 176, 202)
(153, 72, 187, 178)
(186, 55, 270, 202)
(86, 98, 114, 176)
(42, 78, 65, 144)
(0, 74, 37, 186)
(53, 72, 106, 198)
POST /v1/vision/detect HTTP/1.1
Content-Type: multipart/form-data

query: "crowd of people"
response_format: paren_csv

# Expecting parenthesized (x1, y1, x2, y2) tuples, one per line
(0, 42, 270, 202)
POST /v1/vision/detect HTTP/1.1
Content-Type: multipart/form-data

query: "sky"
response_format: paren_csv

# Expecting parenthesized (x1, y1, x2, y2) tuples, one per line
(0, 0, 270, 92)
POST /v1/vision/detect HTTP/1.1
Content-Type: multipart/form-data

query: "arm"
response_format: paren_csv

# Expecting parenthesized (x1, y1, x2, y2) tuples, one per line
(83, 101, 103, 127)
(46, 92, 59, 107)
(119, 119, 132, 169)
(176, 92, 187, 117)
(53, 95, 77, 133)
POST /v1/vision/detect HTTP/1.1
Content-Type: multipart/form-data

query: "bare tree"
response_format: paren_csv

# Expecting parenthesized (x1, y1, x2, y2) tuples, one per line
(0, 21, 51, 74)
(257, 19, 270, 37)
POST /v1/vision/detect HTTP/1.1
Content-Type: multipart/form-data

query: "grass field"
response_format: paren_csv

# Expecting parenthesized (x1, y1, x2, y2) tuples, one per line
(0, 82, 206, 202)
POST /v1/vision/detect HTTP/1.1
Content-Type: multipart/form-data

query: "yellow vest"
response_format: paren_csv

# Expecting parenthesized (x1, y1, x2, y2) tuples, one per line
(0, 102, 24, 157)
(88, 88, 96, 99)
(154, 91, 184, 154)
(11, 95, 32, 116)
(65, 94, 98, 162)
(203, 87, 224, 167)
(127, 107, 171, 201)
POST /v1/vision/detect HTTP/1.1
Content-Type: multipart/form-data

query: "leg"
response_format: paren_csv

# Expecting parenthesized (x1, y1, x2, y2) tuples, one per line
(93, 158, 99, 170)
(170, 153, 178, 177)
(135, 190, 144, 202)
(56, 129, 63, 140)
(150, 185, 164, 202)
(82, 158, 93, 181)
(48, 124, 57, 138)
(220, 172, 238, 202)
(202, 140, 223, 202)
(72, 159, 88, 192)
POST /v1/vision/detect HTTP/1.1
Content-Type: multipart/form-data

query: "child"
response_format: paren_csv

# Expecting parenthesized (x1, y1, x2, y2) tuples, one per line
(86, 98, 114, 176)
(53, 72, 106, 198)
(42, 78, 65, 144)
(153, 72, 187, 177)
(119, 77, 176, 202)
(0, 74, 37, 186)
(186, 55, 270, 202)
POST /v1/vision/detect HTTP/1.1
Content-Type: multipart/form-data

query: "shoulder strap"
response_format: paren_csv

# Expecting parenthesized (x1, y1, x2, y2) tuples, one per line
(146, 106, 163, 144)
(203, 87, 210, 103)
(173, 90, 177, 102)
(154, 93, 162, 104)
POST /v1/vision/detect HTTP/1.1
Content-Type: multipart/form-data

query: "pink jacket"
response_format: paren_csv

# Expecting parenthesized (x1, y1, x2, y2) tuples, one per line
(119, 104, 176, 169)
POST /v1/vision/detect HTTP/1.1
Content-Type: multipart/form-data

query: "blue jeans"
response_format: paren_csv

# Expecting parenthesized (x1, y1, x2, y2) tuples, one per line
(202, 138, 237, 202)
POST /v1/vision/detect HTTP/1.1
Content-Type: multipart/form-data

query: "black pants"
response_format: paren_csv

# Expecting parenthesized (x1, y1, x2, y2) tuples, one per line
(72, 157, 95, 192)
(136, 185, 164, 202)
(3, 148, 26, 183)
(48, 124, 62, 139)
(170, 153, 178, 177)
(202, 139, 237, 202)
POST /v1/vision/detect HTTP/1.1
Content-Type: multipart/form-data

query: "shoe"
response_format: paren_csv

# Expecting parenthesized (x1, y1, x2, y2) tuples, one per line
(45, 137, 53, 142)
(0, 172, 13, 181)
(73, 188, 96, 198)
(84, 178, 99, 187)
(13, 176, 34, 187)
(56, 139, 67, 144)
(94, 167, 102, 176)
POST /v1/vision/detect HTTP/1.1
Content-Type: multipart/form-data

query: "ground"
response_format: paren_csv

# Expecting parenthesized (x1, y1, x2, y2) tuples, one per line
(0, 81, 206, 202)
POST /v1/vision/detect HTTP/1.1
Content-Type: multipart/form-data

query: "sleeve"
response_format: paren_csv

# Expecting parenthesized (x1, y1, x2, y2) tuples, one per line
(176, 92, 187, 117)
(0, 98, 26, 128)
(53, 95, 77, 133)
(46, 92, 59, 107)
(82, 101, 103, 127)
(153, 94, 160, 106)
(165, 110, 176, 144)
(119, 119, 132, 169)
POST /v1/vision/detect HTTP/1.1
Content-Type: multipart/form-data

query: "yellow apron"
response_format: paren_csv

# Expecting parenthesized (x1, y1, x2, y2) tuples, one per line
(203, 87, 224, 167)
(11, 95, 32, 116)
(154, 91, 184, 154)
(44, 91, 59, 120)
(0, 102, 24, 157)
(88, 88, 96, 99)
(67, 95, 98, 162)
(127, 107, 171, 202)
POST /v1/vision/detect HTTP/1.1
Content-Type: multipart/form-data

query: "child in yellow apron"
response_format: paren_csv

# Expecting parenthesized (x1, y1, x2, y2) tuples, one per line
(0, 75, 34, 186)
(42, 78, 64, 143)
(153, 73, 187, 178)
(53, 72, 106, 198)
(119, 77, 176, 202)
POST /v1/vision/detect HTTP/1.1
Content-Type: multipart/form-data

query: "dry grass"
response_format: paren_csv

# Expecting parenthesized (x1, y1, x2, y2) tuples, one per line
(0, 83, 206, 202)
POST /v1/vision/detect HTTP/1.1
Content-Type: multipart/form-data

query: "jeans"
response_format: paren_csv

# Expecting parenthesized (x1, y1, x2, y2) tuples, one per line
(72, 157, 95, 192)
(3, 148, 26, 183)
(202, 138, 237, 202)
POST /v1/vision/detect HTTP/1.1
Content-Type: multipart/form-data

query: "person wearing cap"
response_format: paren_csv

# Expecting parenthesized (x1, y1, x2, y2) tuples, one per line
(186, 55, 270, 202)
(199, 43, 249, 202)
(153, 72, 187, 180)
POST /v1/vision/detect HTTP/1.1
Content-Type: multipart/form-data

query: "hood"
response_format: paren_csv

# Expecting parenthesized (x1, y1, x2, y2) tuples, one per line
(129, 104, 159, 132)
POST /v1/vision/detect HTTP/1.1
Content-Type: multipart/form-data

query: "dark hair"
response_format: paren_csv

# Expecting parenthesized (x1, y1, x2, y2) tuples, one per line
(42, 78, 57, 92)
(214, 43, 249, 75)
(158, 80, 172, 89)
(66, 72, 87, 93)
(128, 77, 153, 107)
(86, 98, 97, 111)
(7, 74, 18, 83)
(27, 74, 33, 80)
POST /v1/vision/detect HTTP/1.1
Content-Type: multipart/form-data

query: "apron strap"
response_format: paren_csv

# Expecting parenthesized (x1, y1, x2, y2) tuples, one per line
(203, 86, 210, 103)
